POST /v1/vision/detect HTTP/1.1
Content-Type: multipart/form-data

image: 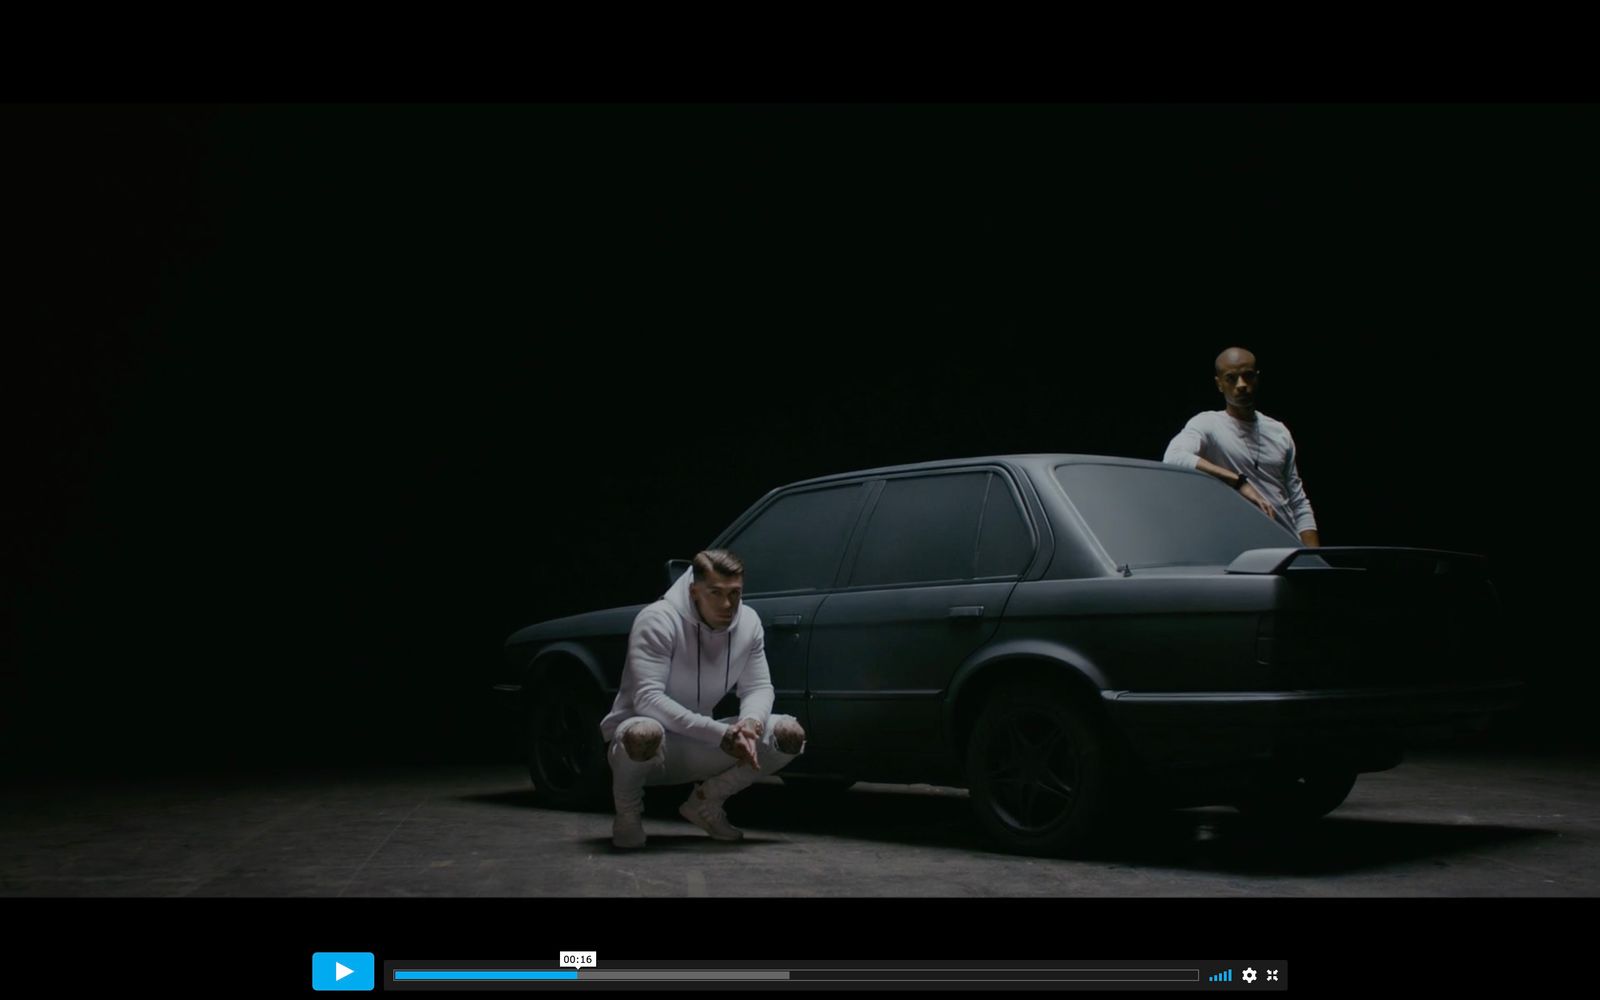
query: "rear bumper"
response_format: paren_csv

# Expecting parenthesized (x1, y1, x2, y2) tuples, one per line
(1105, 679, 1523, 770)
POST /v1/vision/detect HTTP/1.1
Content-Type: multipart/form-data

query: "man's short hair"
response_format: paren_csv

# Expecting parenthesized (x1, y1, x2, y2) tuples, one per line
(691, 549, 744, 581)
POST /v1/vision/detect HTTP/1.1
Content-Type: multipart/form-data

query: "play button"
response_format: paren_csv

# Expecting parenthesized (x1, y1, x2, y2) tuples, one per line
(313, 952, 375, 991)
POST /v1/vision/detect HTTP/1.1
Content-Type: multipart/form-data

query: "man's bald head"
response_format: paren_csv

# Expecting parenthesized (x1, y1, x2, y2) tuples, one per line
(1214, 347, 1257, 376)
(1214, 347, 1261, 414)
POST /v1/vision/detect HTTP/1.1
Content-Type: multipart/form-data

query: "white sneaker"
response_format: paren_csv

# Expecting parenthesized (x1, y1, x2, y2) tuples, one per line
(679, 787, 744, 841)
(612, 809, 646, 849)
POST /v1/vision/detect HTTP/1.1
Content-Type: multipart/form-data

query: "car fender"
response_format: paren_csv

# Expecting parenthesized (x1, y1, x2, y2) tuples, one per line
(943, 637, 1111, 742)
(521, 641, 611, 699)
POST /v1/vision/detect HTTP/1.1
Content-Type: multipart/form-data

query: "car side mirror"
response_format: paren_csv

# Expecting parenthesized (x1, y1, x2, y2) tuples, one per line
(665, 558, 692, 587)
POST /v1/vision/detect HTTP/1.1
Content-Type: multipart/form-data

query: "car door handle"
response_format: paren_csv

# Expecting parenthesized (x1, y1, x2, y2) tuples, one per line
(947, 605, 985, 620)
(770, 614, 803, 629)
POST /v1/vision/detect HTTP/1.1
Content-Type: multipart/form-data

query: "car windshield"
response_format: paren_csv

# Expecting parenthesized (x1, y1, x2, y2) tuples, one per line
(1054, 462, 1299, 569)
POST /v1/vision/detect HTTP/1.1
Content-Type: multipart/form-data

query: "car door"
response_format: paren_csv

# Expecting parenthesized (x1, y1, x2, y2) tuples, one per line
(807, 469, 1038, 763)
(715, 482, 869, 731)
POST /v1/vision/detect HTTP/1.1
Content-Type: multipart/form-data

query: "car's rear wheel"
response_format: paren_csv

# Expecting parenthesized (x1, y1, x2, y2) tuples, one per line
(526, 673, 610, 809)
(965, 683, 1115, 856)
(1235, 767, 1357, 824)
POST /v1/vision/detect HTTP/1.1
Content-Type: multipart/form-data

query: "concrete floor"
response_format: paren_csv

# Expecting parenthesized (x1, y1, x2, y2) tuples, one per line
(2, 750, 1595, 897)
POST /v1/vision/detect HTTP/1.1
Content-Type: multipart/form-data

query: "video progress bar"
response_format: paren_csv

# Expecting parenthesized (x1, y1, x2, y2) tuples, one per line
(392, 969, 1200, 983)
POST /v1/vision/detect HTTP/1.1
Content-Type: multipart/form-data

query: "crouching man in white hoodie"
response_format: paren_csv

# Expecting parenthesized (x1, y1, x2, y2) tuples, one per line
(599, 549, 807, 848)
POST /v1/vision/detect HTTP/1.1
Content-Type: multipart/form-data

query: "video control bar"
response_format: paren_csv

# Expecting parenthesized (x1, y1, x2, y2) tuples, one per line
(367, 959, 1289, 991)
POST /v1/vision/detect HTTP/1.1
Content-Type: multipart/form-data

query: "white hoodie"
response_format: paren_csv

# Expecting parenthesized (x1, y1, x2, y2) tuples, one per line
(598, 569, 775, 745)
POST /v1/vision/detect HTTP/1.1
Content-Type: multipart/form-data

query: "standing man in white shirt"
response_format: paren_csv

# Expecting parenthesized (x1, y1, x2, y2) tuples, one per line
(1163, 347, 1322, 548)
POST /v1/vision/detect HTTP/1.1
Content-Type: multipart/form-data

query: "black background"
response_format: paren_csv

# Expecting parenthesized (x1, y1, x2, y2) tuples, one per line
(3, 103, 1590, 774)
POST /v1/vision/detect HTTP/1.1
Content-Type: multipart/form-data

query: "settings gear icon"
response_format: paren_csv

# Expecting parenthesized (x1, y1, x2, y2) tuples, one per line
(1242, 968, 1258, 984)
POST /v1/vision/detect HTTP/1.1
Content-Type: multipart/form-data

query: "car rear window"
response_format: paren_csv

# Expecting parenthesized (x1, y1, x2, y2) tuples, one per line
(849, 472, 989, 586)
(1054, 463, 1299, 569)
(976, 474, 1034, 578)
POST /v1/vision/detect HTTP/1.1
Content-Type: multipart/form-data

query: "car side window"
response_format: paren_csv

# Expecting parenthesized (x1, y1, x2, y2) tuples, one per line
(975, 473, 1034, 578)
(847, 472, 990, 587)
(725, 484, 863, 595)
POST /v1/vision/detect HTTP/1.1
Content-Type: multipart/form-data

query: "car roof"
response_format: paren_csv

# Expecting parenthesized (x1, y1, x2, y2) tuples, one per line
(776, 454, 1184, 491)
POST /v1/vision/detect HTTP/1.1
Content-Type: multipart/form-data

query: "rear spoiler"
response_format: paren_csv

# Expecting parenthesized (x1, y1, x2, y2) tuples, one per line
(1225, 547, 1488, 576)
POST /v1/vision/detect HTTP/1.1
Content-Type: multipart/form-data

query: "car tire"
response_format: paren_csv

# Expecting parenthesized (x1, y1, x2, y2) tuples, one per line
(1235, 767, 1357, 824)
(965, 683, 1115, 856)
(526, 674, 610, 809)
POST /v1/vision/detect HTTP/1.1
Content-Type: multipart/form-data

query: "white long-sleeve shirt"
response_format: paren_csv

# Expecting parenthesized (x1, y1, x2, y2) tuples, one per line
(1163, 409, 1318, 536)
(599, 569, 775, 746)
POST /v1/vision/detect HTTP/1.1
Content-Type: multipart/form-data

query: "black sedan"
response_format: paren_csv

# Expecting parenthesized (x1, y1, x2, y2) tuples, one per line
(500, 455, 1519, 855)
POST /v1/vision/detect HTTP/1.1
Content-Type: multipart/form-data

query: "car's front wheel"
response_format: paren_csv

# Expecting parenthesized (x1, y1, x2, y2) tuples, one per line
(965, 683, 1115, 856)
(526, 674, 610, 809)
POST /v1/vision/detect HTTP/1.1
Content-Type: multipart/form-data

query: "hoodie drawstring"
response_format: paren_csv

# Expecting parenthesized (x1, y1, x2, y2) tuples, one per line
(696, 620, 734, 710)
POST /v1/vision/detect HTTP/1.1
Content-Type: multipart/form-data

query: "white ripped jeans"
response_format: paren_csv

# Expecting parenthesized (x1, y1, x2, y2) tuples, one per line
(608, 714, 804, 812)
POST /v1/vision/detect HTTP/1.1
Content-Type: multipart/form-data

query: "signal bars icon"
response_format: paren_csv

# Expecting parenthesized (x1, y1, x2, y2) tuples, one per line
(1210, 969, 1234, 982)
